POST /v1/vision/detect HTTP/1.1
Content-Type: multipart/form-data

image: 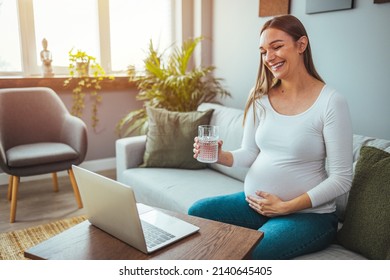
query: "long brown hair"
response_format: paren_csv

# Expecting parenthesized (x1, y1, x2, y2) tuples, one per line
(244, 15, 324, 122)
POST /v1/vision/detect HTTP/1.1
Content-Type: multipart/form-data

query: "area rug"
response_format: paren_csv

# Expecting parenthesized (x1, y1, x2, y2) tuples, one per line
(0, 216, 87, 260)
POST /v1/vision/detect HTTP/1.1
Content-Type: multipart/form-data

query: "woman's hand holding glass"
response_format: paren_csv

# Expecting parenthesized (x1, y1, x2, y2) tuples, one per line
(193, 137, 223, 162)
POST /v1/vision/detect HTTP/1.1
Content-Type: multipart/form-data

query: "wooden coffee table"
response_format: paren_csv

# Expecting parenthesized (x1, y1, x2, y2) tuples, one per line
(24, 211, 263, 260)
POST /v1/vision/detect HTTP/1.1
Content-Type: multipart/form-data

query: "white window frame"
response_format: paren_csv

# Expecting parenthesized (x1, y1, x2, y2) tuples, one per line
(1, 0, 178, 77)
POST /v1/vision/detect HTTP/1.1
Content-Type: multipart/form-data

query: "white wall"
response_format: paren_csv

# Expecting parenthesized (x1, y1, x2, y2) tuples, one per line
(57, 88, 142, 161)
(213, 0, 390, 140)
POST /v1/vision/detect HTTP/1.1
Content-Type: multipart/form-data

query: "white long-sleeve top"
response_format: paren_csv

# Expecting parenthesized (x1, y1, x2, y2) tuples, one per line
(231, 85, 353, 214)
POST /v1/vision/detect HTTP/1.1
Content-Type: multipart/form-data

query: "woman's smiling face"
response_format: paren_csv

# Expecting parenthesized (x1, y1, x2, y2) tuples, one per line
(259, 28, 304, 81)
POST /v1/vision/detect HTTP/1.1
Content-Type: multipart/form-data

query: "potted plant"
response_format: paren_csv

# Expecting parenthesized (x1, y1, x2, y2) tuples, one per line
(116, 36, 230, 137)
(64, 48, 114, 131)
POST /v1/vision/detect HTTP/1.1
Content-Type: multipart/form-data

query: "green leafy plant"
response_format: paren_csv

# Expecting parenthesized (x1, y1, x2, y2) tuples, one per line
(116, 37, 230, 137)
(64, 48, 114, 131)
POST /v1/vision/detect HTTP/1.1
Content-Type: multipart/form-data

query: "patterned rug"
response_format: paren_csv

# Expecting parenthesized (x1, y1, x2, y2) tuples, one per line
(0, 216, 86, 260)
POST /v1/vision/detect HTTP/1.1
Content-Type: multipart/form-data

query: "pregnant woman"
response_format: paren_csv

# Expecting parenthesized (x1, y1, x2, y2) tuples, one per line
(190, 14, 353, 260)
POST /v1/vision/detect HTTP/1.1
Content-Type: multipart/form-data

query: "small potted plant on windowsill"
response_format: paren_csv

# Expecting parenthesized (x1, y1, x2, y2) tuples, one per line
(64, 48, 114, 131)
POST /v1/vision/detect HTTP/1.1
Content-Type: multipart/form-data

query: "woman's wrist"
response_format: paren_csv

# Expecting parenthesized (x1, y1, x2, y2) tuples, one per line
(285, 193, 312, 214)
(217, 151, 233, 167)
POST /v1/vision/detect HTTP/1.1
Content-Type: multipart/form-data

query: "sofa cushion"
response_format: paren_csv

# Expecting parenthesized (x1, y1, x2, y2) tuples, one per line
(141, 107, 213, 169)
(352, 134, 390, 162)
(198, 103, 248, 181)
(335, 135, 390, 222)
(337, 146, 390, 259)
(122, 167, 244, 213)
(293, 244, 366, 260)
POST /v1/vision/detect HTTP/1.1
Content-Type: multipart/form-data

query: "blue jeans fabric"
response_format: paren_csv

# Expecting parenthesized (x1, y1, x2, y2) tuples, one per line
(188, 192, 338, 260)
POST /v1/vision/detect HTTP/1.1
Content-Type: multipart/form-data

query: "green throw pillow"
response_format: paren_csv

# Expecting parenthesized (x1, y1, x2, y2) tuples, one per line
(337, 146, 390, 259)
(141, 107, 214, 169)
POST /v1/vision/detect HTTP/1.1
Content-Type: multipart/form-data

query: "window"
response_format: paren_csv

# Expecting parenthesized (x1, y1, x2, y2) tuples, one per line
(0, 0, 174, 76)
(0, 0, 22, 73)
(109, 0, 173, 72)
(33, 0, 100, 68)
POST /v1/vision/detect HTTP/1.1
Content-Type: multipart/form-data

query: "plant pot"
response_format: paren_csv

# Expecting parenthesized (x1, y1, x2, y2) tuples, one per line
(76, 62, 90, 77)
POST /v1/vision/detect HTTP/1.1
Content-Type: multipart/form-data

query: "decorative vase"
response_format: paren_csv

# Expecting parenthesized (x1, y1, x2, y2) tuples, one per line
(76, 61, 90, 77)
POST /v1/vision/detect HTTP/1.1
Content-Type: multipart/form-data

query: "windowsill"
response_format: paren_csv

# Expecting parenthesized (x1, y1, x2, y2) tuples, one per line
(0, 76, 135, 91)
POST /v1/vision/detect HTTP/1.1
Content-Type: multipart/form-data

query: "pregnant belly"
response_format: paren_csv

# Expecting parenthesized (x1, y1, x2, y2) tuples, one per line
(243, 159, 324, 201)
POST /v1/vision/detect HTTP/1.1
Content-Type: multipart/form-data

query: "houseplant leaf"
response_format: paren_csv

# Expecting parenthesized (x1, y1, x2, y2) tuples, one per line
(117, 36, 230, 138)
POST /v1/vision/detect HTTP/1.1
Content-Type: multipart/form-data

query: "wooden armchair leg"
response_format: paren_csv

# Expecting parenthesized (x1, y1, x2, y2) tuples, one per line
(68, 169, 83, 208)
(10, 176, 20, 223)
(52, 172, 59, 192)
(7, 176, 13, 201)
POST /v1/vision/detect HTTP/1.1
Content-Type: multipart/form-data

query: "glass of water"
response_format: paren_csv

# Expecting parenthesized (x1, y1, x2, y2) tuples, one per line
(197, 125, 219, 163)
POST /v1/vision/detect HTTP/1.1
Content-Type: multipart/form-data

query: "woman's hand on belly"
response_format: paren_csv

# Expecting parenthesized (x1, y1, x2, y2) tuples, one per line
(246, 191, 313, 217)
(246, 191, 287, 217)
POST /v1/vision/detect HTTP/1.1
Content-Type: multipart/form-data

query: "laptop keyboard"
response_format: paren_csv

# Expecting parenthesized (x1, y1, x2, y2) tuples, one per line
(141, 220, 176, 249)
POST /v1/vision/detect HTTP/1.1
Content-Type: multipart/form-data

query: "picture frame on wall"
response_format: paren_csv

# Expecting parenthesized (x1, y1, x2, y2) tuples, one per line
(306, 0, 354, 14)
(259, 0, 290, 17)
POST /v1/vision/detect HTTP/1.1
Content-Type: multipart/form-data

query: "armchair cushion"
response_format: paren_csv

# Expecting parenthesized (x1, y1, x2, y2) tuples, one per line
(141, 107, 214, 169)
(6, 143, 78, 167)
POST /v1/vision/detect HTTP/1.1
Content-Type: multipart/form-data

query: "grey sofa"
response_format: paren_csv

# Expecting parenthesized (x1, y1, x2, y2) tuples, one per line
(116, 102, 390, 259)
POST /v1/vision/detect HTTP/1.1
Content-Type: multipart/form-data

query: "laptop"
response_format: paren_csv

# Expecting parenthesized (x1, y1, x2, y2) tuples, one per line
(72, 165, 199, 254)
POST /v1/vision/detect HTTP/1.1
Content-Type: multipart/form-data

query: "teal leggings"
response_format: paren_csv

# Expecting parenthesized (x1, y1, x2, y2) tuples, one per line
(188, 192, 338, 259)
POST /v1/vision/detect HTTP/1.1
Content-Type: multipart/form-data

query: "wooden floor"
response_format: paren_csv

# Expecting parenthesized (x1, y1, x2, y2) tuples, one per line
(0, 169, 116, 233)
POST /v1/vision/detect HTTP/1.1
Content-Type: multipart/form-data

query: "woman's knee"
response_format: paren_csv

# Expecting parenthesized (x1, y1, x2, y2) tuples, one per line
(187, 195, 225, 219)
(187, 199, 208, 217)
(188, 192, 268, 229)
(188, 192, 244, 215)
